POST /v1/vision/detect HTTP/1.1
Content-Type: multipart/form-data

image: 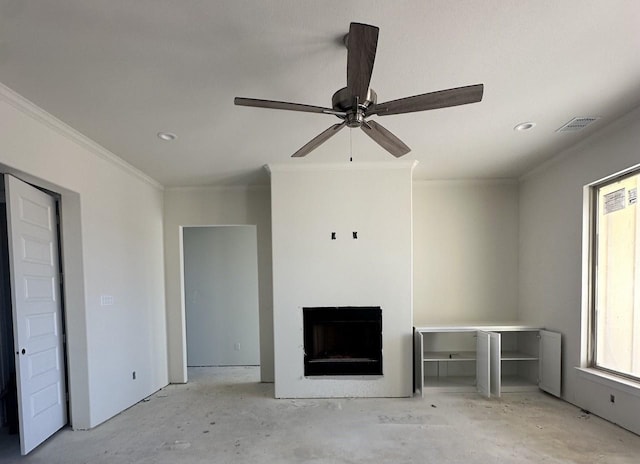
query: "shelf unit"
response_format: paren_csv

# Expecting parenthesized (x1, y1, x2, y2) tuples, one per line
(414, 325, 561, 398)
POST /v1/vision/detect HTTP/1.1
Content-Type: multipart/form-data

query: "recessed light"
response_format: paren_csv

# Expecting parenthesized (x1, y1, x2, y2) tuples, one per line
(157, 131, 177, 141)
(514, 122, 536, 131)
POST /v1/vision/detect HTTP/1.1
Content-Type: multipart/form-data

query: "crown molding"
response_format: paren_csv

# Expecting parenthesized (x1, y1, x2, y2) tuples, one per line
(165, 184, 269, 193)
(412, 178, 517, 187)
(0, 82, 163, 191)
(265, 160, 418, 174)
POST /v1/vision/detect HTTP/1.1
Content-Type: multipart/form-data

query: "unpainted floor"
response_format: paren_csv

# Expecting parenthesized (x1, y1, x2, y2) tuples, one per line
(1, 366, 639, 463)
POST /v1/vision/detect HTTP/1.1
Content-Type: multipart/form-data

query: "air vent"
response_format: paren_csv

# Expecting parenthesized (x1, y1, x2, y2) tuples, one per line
(556, 117, 600, 132)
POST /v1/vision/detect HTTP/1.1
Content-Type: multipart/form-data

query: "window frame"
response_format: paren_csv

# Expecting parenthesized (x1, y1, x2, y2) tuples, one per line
(588, 167, 640, 382)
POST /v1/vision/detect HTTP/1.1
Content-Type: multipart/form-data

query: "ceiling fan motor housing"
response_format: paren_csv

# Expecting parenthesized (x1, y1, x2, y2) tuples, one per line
(332, 87, 377, 127)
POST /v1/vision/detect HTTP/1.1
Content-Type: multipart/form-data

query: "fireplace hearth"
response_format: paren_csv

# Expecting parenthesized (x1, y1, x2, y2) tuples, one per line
(303, 307, 382, 376)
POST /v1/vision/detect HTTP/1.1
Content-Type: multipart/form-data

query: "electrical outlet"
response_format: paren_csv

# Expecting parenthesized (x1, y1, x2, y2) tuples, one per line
(234, 343, 241, 351)
(100, 295, 114, 306)
(132, 371, 136, 380)
(610, 394, 615, 403)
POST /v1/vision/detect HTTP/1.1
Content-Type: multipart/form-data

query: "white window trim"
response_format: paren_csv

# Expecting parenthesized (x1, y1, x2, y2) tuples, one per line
(580, 163, 640, 385)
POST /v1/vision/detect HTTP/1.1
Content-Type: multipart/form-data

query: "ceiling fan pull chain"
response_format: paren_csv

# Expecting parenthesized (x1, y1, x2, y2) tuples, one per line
(349, 128, 353, 162)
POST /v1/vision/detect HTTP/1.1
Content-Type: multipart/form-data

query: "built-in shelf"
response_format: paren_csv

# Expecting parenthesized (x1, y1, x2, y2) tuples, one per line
(414, 325, 562, 398)
(501, 351, 538, 361)
(423, 351, 476, 362)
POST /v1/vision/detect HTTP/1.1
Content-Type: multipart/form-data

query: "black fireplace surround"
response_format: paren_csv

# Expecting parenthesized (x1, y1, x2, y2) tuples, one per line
(303, 306, 382, 376)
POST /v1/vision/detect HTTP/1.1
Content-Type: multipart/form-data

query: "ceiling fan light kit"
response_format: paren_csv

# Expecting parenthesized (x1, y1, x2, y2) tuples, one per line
(235, 22, 484, 158)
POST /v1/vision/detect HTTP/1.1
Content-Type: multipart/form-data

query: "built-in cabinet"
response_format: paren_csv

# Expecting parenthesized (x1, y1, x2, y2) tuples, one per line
(414, 325, 561, 398)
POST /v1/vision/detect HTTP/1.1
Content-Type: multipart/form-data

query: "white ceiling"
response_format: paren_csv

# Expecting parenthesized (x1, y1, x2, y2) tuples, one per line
(1, 1, 639, 187)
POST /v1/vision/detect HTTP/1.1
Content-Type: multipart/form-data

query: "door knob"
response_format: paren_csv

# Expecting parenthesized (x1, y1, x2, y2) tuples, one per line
(21, 348, 26, 355)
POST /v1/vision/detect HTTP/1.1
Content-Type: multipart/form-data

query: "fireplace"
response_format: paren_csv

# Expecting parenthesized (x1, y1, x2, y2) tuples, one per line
(303, 307, 382, 376)
(269, 162, 414, 397)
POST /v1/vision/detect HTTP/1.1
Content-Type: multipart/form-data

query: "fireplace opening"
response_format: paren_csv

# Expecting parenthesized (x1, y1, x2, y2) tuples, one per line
(303, 307, 382, 376)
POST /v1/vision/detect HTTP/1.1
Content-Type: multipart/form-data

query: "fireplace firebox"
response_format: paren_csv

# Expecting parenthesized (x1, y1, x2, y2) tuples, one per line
(303, 307, 382, 376)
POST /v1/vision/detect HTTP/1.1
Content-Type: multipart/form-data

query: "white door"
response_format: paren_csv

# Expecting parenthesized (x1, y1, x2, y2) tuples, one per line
(476, 331, 491, 398)
(5, 174, 67, 455)
(539, 330, 561, 397)
(414, 330, 423, 396)
(489, 332, 501, 398)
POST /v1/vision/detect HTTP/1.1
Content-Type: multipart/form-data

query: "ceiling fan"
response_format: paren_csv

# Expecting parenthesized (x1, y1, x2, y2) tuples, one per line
(234, 22, 484, 158)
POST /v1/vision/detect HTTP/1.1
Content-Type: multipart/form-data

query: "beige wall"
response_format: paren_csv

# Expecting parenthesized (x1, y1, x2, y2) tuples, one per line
(413, 180, 519, 325)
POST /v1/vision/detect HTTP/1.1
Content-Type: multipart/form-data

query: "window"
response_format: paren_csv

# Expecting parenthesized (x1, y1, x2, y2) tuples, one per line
(590, 168, 640, 381)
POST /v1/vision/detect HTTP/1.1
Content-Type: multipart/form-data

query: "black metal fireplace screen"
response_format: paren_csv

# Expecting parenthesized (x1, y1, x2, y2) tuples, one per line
(303, 306, 382, 376)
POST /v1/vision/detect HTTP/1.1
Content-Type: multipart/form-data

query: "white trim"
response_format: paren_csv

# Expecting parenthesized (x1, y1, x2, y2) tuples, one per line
(165, 184, 269, 193)
(265, 160, 418, 174)
(575, 367, 640, 399)
(634, 181, 640, 373)
(182, 224, 257, 229)
(412, 178, 517, 187)
(415, 323, 543, 332)
(579, 184, 593, 368)
(0, 82, 163, 191)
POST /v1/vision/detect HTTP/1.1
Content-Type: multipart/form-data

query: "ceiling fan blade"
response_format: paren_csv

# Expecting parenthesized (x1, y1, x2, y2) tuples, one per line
(235, 97, 345, 116)
(292, 122, 346, 158)
(346, 23, 379, 104)
(361, 120, 411, 158)
(369, 84, 484, 116)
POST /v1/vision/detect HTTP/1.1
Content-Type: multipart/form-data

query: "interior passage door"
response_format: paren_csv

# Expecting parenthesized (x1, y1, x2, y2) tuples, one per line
(5, 174, 67, 455)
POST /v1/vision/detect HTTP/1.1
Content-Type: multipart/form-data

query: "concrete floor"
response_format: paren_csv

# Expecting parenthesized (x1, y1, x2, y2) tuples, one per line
(1, 366, 639, 463)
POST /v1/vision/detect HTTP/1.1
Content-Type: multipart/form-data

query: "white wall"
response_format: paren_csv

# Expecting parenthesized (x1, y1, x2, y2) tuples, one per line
(519, 106, 640, 434)
(163, 186, 273, 382)
(184, 226, 260, 366)
(0, 84, 167, 428)
(269, 162, 414, 398)
(413, 180, 519, 325)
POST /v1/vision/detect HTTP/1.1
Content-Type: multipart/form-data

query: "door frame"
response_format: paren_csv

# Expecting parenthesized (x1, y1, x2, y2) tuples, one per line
(0, 166, 91, 430)
(179, 224, 261, 378)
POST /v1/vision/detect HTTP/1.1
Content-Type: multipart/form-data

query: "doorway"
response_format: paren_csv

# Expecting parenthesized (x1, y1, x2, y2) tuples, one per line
(0, 175, 68, 455)
(0, 180, 17, 437)
(183, 226, 260, 368)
